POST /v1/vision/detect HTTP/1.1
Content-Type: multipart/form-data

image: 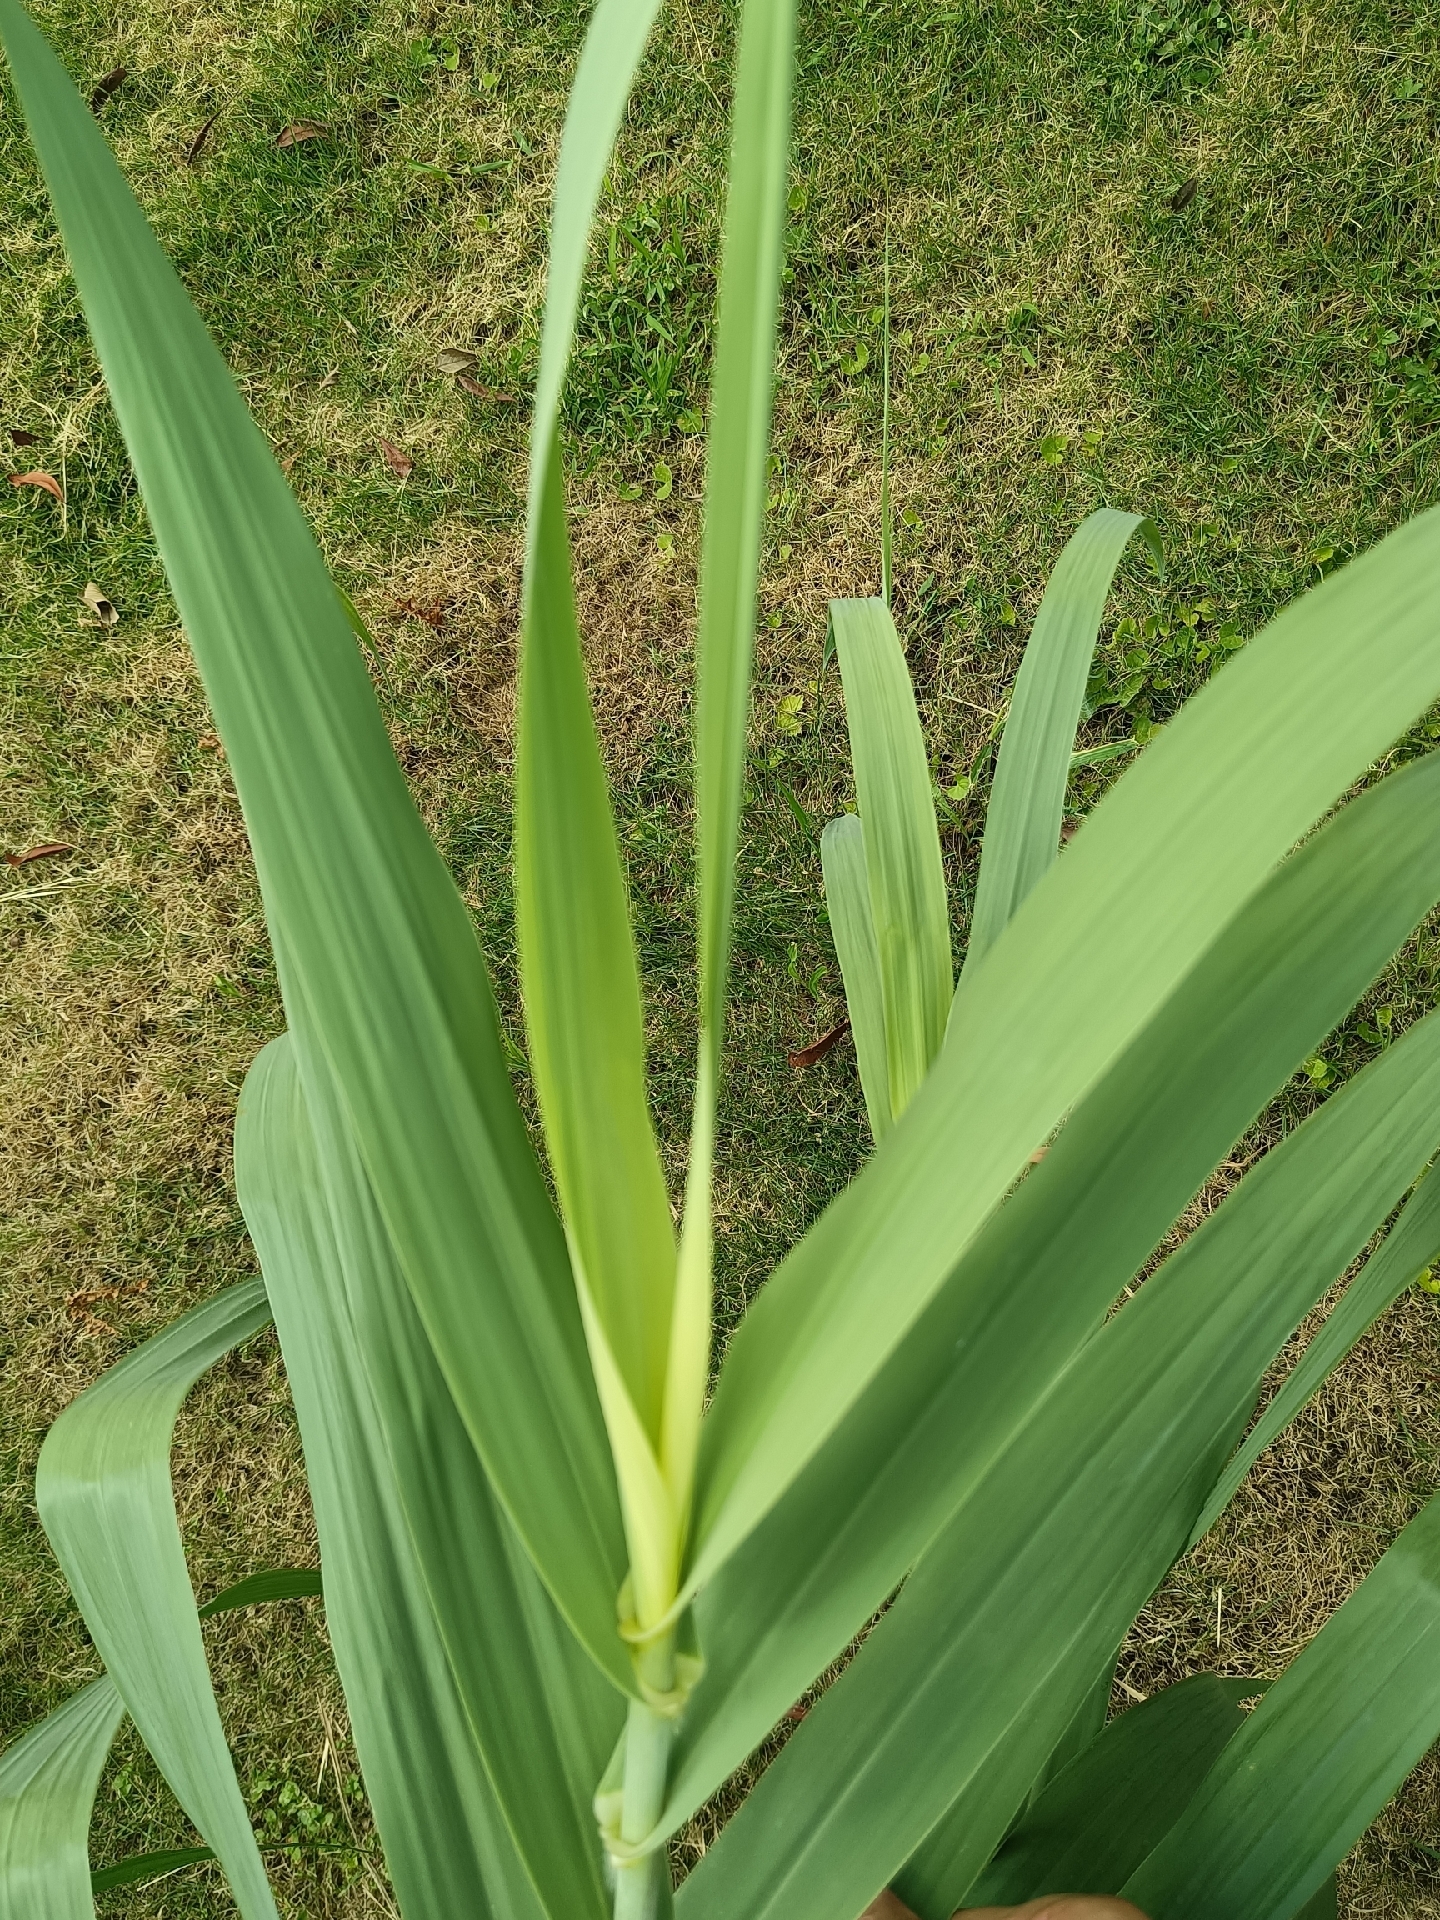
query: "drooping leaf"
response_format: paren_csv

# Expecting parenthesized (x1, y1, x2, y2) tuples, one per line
(235, 1038, 549, 1920)
(0, 1678, 126, 1920)
(830, 598, 951, 1124)
(35, 1283, 278, 1920)
(678, 1007, 1440, 1920)
(1187, 1160, 1440, 1547)
(692, 508, 1440, 1598)
(661, 747, 1440, 1832)
(1125, 1488, 1440, 1920)
(820, 814, 890, 1140)
(965, 509, 1160, 971)
(0, 0, 629, 1685)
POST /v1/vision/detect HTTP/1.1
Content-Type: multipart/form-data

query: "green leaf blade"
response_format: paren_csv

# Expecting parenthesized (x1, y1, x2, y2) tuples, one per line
(669, 0, 800, 1533)
(693, 511, 1440, 1592)
(663, 747, 1440, 1836)
(678, 1008, 1440, 1920)
(0, 1679, 126, 1920)
(1188, 1161, 1440, 1547)
(195, 1568, 323, 1619)
(966, 509, 1159, 969)
(1125, 1490, 1440, 1920)
(235, 1038, 554, 1920)
(953, 1675, 1256, 1910)
(821, 814, 891, 1140)
(517, 448, 678, 1450)
(0, 0, 629, 1681)
(831, 598, 951, 1122)
(34, 1285, 278, 1920)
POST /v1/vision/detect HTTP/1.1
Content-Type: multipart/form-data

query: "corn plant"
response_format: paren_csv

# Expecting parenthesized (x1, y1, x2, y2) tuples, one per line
(8, 0, 1440, 1916)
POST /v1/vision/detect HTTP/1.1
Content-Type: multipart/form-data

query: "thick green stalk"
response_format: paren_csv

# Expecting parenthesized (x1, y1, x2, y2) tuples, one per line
(613, 1637, 677, 1920)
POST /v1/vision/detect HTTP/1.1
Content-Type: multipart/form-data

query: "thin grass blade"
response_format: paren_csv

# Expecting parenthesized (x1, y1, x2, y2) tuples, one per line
(195, 1569, 323, 1619)
(831, 598, 951, 1123)
(965, 510, 1160, 970)
(821, 815, 891, 1139)
(90, 1846, 216, 1894)
(0, 1679, 126, 1920)
(1187, 1161, 1440, 1548)
(0, 0, 629, 1682)
(34, 1284, 277, 1920)
(1125, 1488, 1440, 1920)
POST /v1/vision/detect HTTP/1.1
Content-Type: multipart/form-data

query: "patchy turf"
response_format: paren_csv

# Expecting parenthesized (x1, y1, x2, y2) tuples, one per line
(5, 0, 1440, 1910)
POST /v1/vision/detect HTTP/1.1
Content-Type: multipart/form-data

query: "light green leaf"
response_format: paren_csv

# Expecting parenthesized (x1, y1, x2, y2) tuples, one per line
(235, 1037, 548, 1920)
(0, 1679, 126, 1920)
(661, 746, 1440, 1831)
(820, 815, 891, 1140)
(516, 0, 678, 1608)
(1187, 1160, 1440, 1548)
(830, 599, 951, 1123)
(1125, 1487, 1440, 1920)
(965, 510, 1160, 970)
(955, 1675, 1257, 1909)
(677, 1007, 1440, 1920)
(516, 436, 678, 1517)
(691, 505, 1440, 1597)
(0, 0, 629, 1686)
(35, 1284, 277, 1920)
(670, 0, 799, 1536)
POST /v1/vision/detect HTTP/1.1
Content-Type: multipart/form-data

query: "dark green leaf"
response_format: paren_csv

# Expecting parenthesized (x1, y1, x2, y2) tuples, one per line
(1126, 1490, 1440, 1920)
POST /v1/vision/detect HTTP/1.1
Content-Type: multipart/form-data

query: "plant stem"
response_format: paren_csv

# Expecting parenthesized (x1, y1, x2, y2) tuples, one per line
(612, 1638, 676, 1920)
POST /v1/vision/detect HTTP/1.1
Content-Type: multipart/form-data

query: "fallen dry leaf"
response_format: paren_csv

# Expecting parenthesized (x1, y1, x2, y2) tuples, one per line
(1168, 177, 1199, 212)
(8, 428, 37, 448)
(395, 595, 450, 630)
(89, 65, 127, 113)
(82, 581, 118, 626)
(68, 1283, 120, 1318)
(9, 469, 63, 504)
(277, 121, 328, 148)
(198, 732, 225, 754)
(380, 438, 414, 479)
(456, 372, 518, 403)
(6, 842, 75, 867)
(787, 1018, 850, 1070)
(185, 111, 220, 165)
(437, 347, 479, 377)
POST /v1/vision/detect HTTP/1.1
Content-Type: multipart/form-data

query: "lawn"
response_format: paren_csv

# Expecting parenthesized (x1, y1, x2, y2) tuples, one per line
(4, 0, 1440, 1910)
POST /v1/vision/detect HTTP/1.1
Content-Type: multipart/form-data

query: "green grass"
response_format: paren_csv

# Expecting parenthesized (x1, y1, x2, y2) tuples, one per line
(5, 0, 1440, 1910)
